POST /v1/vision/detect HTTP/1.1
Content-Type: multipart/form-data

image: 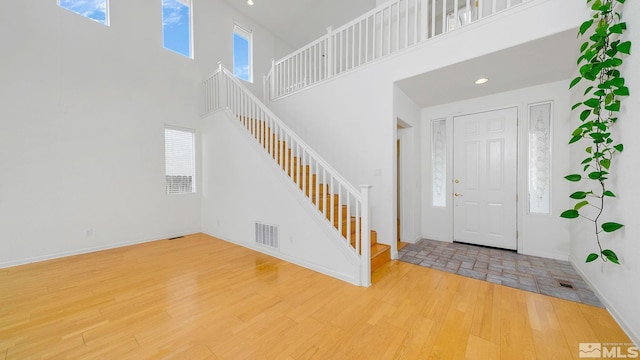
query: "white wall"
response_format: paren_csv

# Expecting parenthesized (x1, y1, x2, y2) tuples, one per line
(268, 0, 584, 250)
(569, 2, 640, 346)
(0, 0, 285, 267)
(201, 111, 361, 284)
(421, 81, 573, 260)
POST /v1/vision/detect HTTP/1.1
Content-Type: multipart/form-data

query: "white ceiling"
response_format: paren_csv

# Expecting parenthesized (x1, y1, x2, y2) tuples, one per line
(220, 0, 377, 49)
(395, 29, 579, 108)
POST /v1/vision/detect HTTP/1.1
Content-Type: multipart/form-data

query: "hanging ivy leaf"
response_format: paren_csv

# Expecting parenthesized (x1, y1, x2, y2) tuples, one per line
(603, 190, 616, 197)
(613, 87, 630, 96)
(580, 109, 592, 121)
(570, 77, 582, 89)
(605, 101, 620, 112)
(560, 210, 580, 219)
(584, 98, 600, 108)
(588, 171, 602, 179)
(575, 200, 590, 210)
(602, 222, 624, 232)
(586, 253, 599, 262)
(613, 144, 624, 152)
(618, 41, 631, 54)
(609, 23, 627, 34)
(580, 19, 595, 35)
(570, 191, 588, 199)
(602, 249, 620, 264)
(565, 174, 582, 182)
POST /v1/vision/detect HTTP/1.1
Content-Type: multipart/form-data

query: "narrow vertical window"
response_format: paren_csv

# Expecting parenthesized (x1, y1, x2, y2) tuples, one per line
(58, 0, 109, 25)
(233, 24, 253, 82)
(528, 101, 552, 214)
(165, 127, 196, 194)
(431, 119, 447, 207)
(162, 0, 192, 58)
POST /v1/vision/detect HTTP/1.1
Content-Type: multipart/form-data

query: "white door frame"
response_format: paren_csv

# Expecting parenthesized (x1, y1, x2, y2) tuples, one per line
(396, 119, 416, 256)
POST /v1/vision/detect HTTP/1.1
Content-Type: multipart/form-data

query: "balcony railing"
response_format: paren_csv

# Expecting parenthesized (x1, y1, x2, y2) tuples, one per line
(265, 0, 531, 101)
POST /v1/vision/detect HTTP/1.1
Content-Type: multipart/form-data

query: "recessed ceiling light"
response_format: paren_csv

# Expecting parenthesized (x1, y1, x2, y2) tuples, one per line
(475, 77, 489, 85)
(247, 0, 254, 5)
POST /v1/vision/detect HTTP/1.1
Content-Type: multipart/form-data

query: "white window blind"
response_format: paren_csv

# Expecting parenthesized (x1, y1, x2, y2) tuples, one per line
(165, 127, 196, 194)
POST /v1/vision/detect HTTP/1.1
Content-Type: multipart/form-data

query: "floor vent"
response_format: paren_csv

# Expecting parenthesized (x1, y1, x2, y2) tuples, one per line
(557, 280, 575, 289)
(255, 222, 279, 249)
(168, 236, 184, 240)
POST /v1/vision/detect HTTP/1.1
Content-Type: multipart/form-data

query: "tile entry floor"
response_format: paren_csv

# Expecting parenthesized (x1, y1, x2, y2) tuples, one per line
(398, 239, 604, 307)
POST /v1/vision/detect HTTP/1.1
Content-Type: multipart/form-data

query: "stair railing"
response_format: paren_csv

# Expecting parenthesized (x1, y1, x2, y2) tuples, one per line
(265, 0, 532, 101)
(202, 63, 372, 286)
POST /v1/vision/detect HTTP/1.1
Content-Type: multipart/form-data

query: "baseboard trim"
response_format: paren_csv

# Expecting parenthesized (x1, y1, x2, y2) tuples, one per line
(569, 256, 640, 347)
(0, 230, 200, 269)
(202, 231, 360, 286)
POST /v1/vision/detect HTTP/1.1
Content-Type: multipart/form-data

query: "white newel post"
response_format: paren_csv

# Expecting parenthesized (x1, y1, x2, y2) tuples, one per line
(360, 185, 372, 287)
(326, 26, 334, 79)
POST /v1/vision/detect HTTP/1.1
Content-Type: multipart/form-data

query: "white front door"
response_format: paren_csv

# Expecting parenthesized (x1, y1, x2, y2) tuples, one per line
(453, 108, 518, 250)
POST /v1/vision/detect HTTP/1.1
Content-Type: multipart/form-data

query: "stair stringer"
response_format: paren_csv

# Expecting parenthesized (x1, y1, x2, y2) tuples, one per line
(201, 109, 365, 285)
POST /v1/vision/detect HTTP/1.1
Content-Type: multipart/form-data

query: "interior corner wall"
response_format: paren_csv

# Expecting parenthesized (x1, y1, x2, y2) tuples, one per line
(200, 111, 360, 284)
(421, 80, 573, 260)
(568, 2, 640, 346)
(0, 0, 284, 267)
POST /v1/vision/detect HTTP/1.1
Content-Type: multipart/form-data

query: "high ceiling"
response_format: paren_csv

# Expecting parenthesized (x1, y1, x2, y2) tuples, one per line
(220, 0, 377, 49)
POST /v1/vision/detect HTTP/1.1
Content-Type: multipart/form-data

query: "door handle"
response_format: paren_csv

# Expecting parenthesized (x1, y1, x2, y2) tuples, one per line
(454, 192, 463, 197)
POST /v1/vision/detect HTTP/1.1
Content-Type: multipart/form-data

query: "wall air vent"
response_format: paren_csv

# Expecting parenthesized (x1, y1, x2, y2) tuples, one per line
(255, 222, 279, 249)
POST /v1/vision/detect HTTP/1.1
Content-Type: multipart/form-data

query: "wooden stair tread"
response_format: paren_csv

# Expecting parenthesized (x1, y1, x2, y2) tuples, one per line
(371, 243, 389, 257)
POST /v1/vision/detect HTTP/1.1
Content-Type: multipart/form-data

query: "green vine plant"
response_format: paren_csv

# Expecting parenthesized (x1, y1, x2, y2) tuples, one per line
(561, 0, 631, 264)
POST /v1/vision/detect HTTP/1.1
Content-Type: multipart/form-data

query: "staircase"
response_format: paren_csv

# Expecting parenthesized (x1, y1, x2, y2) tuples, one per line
(201, 65, 389, 284)
(238, 115, 391, 273)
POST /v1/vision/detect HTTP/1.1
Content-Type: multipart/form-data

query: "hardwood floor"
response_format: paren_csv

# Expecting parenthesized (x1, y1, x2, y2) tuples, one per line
(0, 233, 630, 359)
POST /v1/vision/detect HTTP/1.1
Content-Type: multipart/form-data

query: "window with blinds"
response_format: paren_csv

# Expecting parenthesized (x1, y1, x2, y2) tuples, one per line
(165, 126, 196, 194)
